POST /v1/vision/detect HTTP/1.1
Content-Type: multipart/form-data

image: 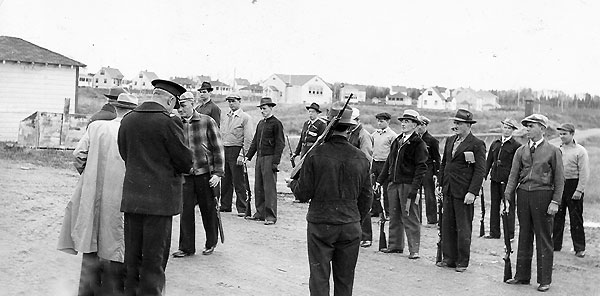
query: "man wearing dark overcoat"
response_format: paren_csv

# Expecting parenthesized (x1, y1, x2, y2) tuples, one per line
(289, 103, 372, 296)
(416, 115, 441, 225)
(195, 81, 221, 127)
(436, 109, 486, 272)
(117, 79, 193, 296)
(484, 118, 521, 240)
(293, 102, 326, 159)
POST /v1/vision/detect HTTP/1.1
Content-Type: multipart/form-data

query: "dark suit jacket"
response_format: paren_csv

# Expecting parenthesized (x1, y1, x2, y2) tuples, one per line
(118, 101, 193, 216)
(421, 131, 441, 174)
(485, 137, 521, 183)
(195, 100, 221, 128)
(439, 132, 486, 199)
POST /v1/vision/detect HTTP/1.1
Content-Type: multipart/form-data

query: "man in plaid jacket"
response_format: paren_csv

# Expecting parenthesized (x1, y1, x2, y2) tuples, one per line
(172, 92, 225, 257)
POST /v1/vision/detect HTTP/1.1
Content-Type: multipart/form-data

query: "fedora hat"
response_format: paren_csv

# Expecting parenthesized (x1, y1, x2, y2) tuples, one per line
(306, 102, 322, 113)
(327, 102, 355, 125)
(198, 81, 213, 92)
(104, 87, 128, 102)
(417, 115, 431, 125)
(450, 108, 477, 124)
(112, 93, 138, 110)
(398, 109, 421, 124)
(501, 118, 519, 130)
(257, 97, 276, 107)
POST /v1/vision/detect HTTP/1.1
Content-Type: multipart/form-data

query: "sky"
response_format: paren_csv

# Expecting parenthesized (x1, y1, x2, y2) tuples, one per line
(1, 0, 599, 94)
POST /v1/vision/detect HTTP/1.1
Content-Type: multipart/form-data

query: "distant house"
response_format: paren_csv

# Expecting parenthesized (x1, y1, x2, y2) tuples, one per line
(171, 77, 196, 90)
(234, 78, 251, 92)
(92, 66, 123, 88)
(387, 92, 412, 106)
(131, 70, 159, 90)
(0, 36, 86, 141)
(209, 80, 231, 96)
(417, 86, 452, 110)
(261, 74, 332, 105)
(340, 84, 367, 103)
(453, 88, 500, 111)
(78, 72, 94, 88)
(263, 85, 282, 101)
(390, 85, 408, 96)
(240, 84, 263, 98)
(193, 75, 211, 87)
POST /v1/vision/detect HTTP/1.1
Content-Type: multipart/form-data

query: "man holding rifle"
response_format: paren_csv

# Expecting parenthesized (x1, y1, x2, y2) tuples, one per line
(220, 93, 254, 216)
(289, 102, 372, 296)
(172, 92, 225, 258)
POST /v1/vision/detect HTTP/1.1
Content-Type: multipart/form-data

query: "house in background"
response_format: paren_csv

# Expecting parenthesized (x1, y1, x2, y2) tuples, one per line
(92, 66, 123, 88)
(233, 78, 251, 92)
(171, 77, 196, 90)
(131, 70, 159, 90)
(263, 85, 282, 101)
(210, 80, 232, 96)
(453, 87, 500, 111)
(78, 72, 94, 87)
(340, 83, 367, 103)
(386, 91, 412, 106)
(240, 84, 263, 99)
(0, 36, 86, 141)
(417, 86, 452, 110)
(261, 74, 332, 105)
(390, 85, 408, 96)
(193, 75, 211, 87)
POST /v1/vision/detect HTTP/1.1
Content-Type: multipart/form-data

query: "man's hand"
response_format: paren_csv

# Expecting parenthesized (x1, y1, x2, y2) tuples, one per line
(464, 192, 476, 204)
(209, 175, 221, 187)
(272, 163, 279, 172)
(572, 190, 583, 200)
(547, 202, 559, 215)
(236, 155, 245, 166)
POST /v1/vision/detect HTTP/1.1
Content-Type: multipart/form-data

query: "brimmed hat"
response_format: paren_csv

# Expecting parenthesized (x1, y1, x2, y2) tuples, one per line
(306, 102, 322, 113)
(179, 91, 195, 103)
(151, 79, 186, 109)
(257, 97, 276, 107)
(450, 108, 477, 124)
(112, 93, 138, 109)
(521, 114, 548, 128)
(501, 118, 519, 130)
(375, 112, 391, 120)
(398, 109, 421, 124)
(104, 87, 128, 102)
(198, 81, 213, 92)
(327, 102, 355, 126)
(417, 115, 430, 125)
(225, 93, 242, 101)
(557, 123, 575, 133)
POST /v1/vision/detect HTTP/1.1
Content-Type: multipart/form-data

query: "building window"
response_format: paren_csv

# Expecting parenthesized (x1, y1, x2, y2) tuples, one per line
(434, 100, 438, 105)
(424, 100, 428, 105)
(428, 91, 432, 96)
(104, 79, 107, 83)
(309, 86, 323, 95)
(95, 78, 98, 83)
(139, 74, 143, 78)
(100, 70, 105, 75)
(134, 81, 137, 86)
(142, 82, 145, 86)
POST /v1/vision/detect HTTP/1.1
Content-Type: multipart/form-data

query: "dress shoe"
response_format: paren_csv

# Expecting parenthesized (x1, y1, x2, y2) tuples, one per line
(455, 266, 467, 272)
(537, 284, 550, 292)
(172, 250, 194, 258)
(436, 261, 455, 268)
(202, 246, 215, 255)
(264, 221, 276, 225)
(360, 240, 372, 248)
(506, 279, 530, 285)
(408, 252, 420, 259)
(575, 250, 586, 258)
(380, 248, 403, 254)
(237, 213, 247, 217)
(244, 216, 264, 221)
(484, 235, 500, 239)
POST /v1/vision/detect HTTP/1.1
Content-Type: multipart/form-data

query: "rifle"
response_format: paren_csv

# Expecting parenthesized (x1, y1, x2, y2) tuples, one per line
(479, 187, 486, 237)
(435, 177, 443, 263)
(242, 148, 253, 217)
(286, 135, 296, 167)
(502, 197, 513, 282)
(212, 186, 225, 243)
(290, 94, 353, 179)
(377, 187, 388, 251)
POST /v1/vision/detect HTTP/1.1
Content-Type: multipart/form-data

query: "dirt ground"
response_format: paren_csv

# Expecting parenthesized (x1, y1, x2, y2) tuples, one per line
(1, 156, 600, 296)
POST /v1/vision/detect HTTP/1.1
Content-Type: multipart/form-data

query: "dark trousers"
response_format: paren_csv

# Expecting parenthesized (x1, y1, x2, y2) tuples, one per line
(221, 146, 248, 213)
(514, 189, 554, 285)
(388, 183, 421, 253)
(179, 174, 218, 252)
(254, 155, 277, 222)
(422, 165, 437, 224)
(78, 253, 125, 296)
(441, 194, 474, 268)
(553, 179, 586, 252)
(489, 181, 515, 238)
(124, 213, 172, 296)
(307, 222, 361, 296)
(370, 161, 389, 215)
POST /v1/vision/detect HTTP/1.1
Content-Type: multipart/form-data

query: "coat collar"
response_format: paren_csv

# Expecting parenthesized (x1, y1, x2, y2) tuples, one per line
(134, 101, 169, 114)
(450, 132, 475, 159)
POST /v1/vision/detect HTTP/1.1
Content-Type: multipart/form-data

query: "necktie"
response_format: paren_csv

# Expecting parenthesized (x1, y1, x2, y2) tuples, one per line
(530, 144, 536, 155)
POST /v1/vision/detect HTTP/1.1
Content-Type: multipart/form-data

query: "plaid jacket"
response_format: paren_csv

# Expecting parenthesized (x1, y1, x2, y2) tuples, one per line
(183, 111, 225, 176)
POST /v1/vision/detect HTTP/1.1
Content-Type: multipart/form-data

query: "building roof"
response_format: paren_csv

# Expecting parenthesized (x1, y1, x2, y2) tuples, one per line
(235, 78, 250, 86)
(275, 74, 318, 86)
(210, 80, 230, 87)
(140, 70, 158, 81)
(0, 36, 85, 67)
(343, 83, 367, 91)
(171, 77, 195, 86)
(241, 84, 263, 91)
(388, 92, 411, 99)
(98, 67, 124, 79)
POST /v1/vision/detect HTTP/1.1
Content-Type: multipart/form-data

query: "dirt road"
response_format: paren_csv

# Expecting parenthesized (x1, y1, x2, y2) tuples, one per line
(1, 158, 599, 295)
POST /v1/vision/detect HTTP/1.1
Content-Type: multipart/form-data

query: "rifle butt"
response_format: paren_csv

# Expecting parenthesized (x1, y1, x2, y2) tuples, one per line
(378, 220, 387, 251)
(503, 258, 512, 282)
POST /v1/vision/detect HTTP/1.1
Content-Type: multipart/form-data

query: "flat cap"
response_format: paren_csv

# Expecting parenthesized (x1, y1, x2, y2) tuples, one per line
(557, 123, 575, 133)
(521, 114, 548, 128)
(375, 112, 391, 120)
(501, 118, 519, 130)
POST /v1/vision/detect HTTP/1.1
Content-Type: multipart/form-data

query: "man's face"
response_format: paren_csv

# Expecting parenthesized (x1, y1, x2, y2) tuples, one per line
(376, 119, 389, 130)
(308, 109, 318, 121)
(417, 123, 427, 134)
(199, 89, 211, 102)
(178, 100, 194, 118)
(451, 121, 470, 137)
(501, 124, 515, 138)
(559, 130, 574, 145)
(524, 122, 544, 140)
(260, 105, 273, 118)
(400, 119, 417, 134)
(227, 99, 241, 111)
